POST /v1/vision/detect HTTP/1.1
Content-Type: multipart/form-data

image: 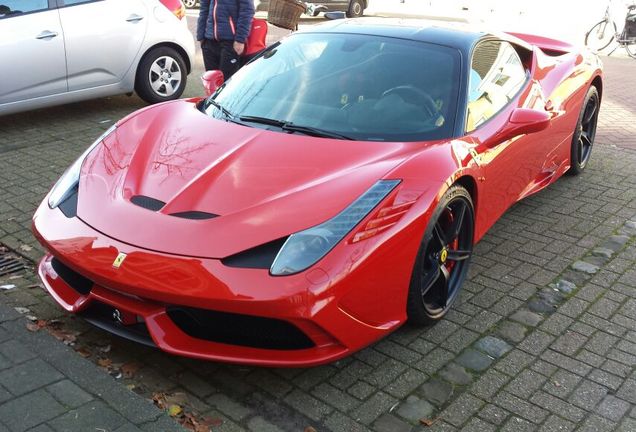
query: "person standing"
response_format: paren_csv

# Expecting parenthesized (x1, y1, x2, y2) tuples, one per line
(197, 0, 255, 79)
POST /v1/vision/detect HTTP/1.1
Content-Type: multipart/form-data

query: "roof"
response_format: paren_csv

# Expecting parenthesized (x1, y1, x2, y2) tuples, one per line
(300, 18, 534, 53)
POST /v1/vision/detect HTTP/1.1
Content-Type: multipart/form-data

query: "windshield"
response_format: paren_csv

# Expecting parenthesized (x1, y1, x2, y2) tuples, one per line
(204, 32, 461, 142)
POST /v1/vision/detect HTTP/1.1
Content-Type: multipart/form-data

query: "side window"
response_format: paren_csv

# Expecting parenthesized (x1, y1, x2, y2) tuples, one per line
(0, 0, 48, 17)
(466, 40, 528, 132)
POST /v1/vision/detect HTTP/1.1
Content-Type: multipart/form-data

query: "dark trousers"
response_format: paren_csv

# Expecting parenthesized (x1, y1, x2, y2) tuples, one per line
(201, 39, 240, 80)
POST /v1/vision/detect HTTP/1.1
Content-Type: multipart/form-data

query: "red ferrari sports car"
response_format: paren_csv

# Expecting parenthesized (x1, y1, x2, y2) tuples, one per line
(33, 19, 603, 367)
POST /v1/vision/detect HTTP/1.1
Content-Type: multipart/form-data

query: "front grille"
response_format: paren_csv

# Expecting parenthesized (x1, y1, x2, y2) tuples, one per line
(166, 307, 315, 350)
(131, 195, 166, 211)
(80, 302, 155, 347)
(51, 257, 93, 295)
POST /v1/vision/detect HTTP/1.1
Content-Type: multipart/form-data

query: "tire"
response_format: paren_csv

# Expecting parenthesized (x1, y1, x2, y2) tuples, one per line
(585, 20, 616, 52)
(346, 0, 364, 18)
(568, 86, 599, 175)
(183, 0, 197, 8)
(135, 47, 187, 104)
(407, 185, 474, 325)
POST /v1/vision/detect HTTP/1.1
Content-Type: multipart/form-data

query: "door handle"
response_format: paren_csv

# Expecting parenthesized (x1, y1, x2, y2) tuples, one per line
(126, 14, 144, 23)
(36, 31, 58, 40)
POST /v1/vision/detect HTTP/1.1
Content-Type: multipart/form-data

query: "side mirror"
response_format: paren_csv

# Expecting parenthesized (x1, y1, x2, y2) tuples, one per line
(201, 70, 224, 96)
(488, 108, 551, 145)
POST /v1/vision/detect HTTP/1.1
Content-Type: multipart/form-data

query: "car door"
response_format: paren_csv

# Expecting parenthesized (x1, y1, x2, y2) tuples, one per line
(466, 40, 549, 229)
(0, 0, 67, 104)
(57, 0, 148, 91)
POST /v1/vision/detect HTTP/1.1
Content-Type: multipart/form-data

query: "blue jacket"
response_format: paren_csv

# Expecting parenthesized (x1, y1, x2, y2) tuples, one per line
(197, 0, 254, 43)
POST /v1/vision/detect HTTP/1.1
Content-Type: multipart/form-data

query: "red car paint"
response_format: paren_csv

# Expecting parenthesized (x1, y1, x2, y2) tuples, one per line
(158, 0, 186, 19)
(32, 24, 603, 366)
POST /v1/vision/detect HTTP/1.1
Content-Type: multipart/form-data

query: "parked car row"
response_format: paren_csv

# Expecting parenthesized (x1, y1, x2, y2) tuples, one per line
(0, 0, 195, 116)
(184, 0, 367, 18)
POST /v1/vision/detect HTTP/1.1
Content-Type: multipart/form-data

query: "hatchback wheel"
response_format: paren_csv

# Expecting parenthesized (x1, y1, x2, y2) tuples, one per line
(347, 0, 364, 17)
(407, 185, 474, 325)
(135, 47, 187, 104)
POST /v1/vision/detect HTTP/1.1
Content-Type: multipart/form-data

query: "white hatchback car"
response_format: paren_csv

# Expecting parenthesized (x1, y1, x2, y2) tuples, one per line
(0, 0, 195, 115)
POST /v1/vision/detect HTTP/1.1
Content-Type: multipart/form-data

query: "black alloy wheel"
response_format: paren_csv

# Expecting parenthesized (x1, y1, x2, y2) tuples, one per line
(407, 185, 474, 325)
(569, 86, 599, 175)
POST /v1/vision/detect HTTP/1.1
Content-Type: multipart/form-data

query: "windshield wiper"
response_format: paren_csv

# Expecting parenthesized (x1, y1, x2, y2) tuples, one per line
(239, 115, 287, 127)
(206, 99, 239, 123)
(239, 116, 354, 140)
(282, 124, 354, 140)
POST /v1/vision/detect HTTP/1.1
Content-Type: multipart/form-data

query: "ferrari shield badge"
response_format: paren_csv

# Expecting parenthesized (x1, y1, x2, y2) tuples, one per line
(112, 252, 127, 269)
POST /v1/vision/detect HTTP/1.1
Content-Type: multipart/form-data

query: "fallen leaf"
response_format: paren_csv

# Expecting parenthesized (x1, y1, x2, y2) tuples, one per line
(26, 322, 41, 332)
(168, 404, 183, 417)
(14, 307, 30, 314)
(47, 319, 63, 328)
(98, 344, 112, 353)
(19, 244, 33, 252)
(553, 381, 561, 388)
(164, 392, 188, 406)
(48, 328, 77, 345)
(304, 427, 317, 432)
(25, 315, 38, 322)
(420, 417, 440, 427)
(121, 361, 141, 379)
(0, 284, 16, 290)
(75, 347, 91, 358)
(97, 358, 113, 368)
(152, 392, 167, 409)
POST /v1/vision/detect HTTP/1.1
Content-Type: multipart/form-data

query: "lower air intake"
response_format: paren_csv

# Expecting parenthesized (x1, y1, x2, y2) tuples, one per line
(51, 257, 93, 295)
(166, 307, 315, 350)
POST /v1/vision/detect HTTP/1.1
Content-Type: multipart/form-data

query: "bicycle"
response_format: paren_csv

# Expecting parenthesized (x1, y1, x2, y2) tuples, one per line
(585, 2, 636, 58)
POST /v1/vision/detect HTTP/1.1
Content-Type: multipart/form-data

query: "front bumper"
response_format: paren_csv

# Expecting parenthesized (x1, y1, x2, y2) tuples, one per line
(32, 202, 408, 367)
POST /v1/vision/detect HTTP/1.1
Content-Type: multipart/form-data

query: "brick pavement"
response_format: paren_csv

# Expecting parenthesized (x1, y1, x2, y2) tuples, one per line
(1, 34, 636, 432)
(0, 299, 183, 431)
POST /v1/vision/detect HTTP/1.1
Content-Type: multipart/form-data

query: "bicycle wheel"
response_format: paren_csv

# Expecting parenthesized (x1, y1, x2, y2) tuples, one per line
(625, 41, 636, 58)
(585, 20, 617, 52)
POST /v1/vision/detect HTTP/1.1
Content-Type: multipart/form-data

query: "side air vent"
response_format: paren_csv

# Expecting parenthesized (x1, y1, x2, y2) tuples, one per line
(130, 195, 166, 211)
(169, 211, 218, 220)
(51, 257, 93, 295)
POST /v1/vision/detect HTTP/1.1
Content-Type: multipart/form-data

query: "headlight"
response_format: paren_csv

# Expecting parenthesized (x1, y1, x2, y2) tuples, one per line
(48, 125, 116, 209)
(270, 180, 400, 276)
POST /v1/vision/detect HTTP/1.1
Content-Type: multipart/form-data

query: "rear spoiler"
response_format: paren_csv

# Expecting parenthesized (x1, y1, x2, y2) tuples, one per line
(505, 32, 575, 56)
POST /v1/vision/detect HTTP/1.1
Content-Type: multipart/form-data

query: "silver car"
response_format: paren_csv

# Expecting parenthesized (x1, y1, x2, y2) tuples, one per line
(0, 0, 196, 116)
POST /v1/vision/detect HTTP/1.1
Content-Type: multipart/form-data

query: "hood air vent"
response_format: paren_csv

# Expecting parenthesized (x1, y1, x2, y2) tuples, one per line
(131, 195, 166, 211)
(131, 196, 219, 220)
(169, 211, 218, 220)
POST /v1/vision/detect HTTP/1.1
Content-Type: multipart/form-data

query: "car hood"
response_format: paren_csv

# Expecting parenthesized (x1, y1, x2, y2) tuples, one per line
(76, 100, 416, 258)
